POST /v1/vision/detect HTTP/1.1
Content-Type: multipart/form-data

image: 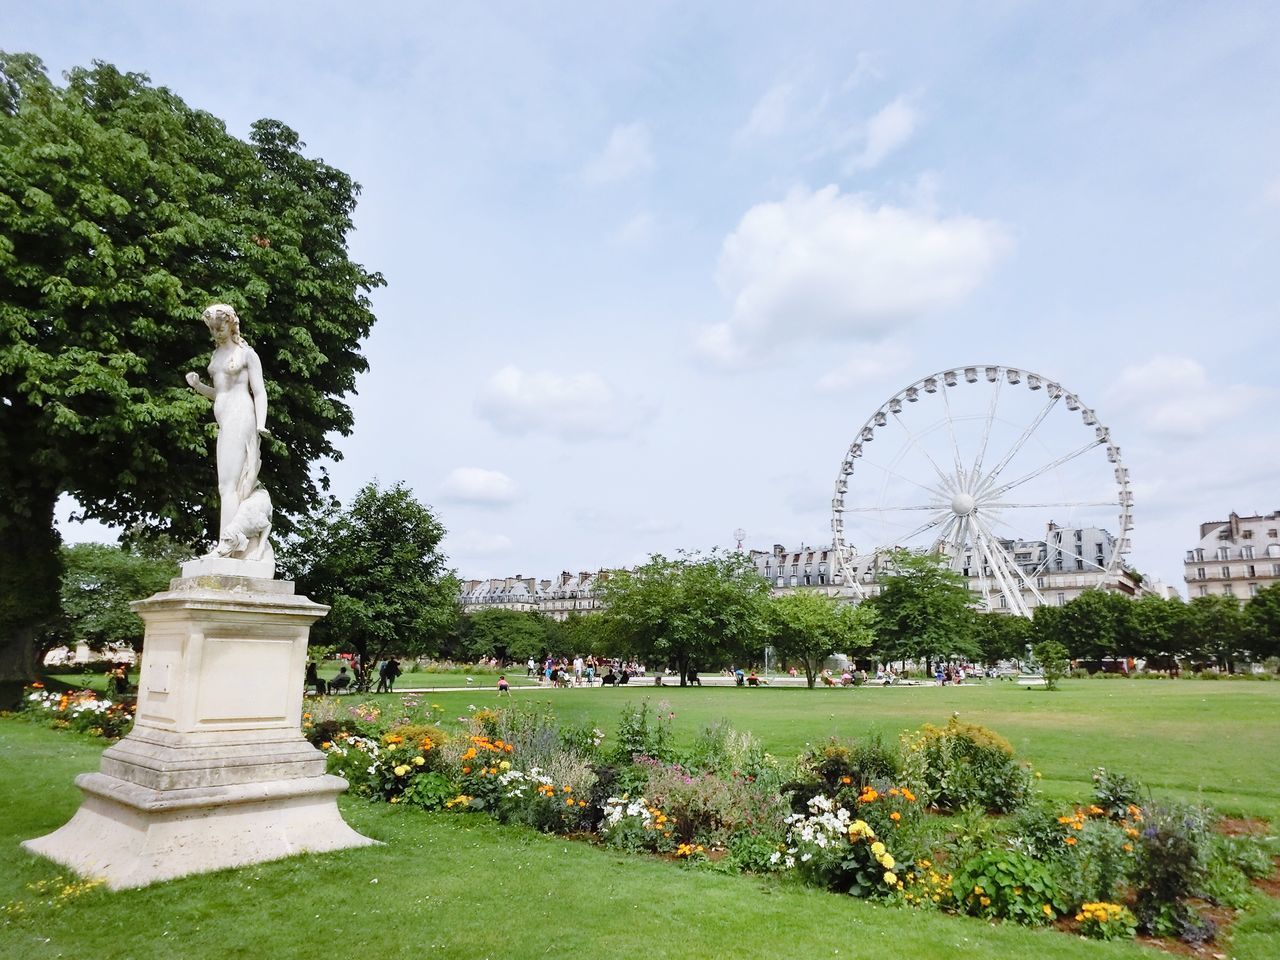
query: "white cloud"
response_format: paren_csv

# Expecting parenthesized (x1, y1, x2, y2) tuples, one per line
(582, 122, 654, 184)
(447, 530, 514, 556)
(846, 96, 918, 172)
(736, 81, 795, 142)
(699, 184, 1011, 366)
(440, 467, 519, 505)
(475, 365, 646, 439)
(1106, 356, 1269, 439)
(612, 211, 657, 246)
(1265, 175, 1280, 206)
(816, 341, 913, 392)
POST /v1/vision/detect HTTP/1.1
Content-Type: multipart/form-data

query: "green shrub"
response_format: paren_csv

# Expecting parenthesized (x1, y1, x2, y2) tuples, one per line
(1131, 803, 1213, 940)
(901, 718, 1032, 812)
(610, 700, 675, 762)
(643, 761, 790, 849)
(1075, 902, 1138, 940)
(950, 847, 1065, 925)
(1059, 817, 1132, 907)
(1091, 767, 1145, 819)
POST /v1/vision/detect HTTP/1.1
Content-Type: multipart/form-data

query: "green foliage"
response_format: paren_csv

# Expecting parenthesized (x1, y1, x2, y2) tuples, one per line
(598, 550, 769, 682)
(967, 609, 1032, 665)
(1131, 803, 1212, 938)
(1058, 817, 1132, 907)
(1033, 589, 1131, 660)
(1074, 902, 1138, 940)
(1091, 767, 1145, 819)
(767, 591, 876, 687)
(1184, 594, 1249, 671)
(1032, 639, 1070, 690)
(610, 699, 674, 762)
(951, 847, 1065, 925)
(643, 762, 790, 849)
(283, 481, 457, 672)
(461, 608, 548, 663)
(869, 550, 976, 664)
(797, 735, 901, 796)
(0, 53, 381, 680)
(901, 717, 1031, 812)
(1248, 583, 1280, 661)
(53, 542, 178, 654)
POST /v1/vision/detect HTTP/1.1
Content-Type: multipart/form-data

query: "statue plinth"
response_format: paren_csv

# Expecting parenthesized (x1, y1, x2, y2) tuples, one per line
(23, 568, 375, 889)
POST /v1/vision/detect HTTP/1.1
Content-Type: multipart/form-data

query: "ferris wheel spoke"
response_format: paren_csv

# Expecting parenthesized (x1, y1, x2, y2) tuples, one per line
(858, 459, 949, 499)
(891, 411, 958, 493)
(970, 375, 1002, 481)
(938, 384, 968, 486)
(983, 438, 1104, 500)
(842, 503, 948, 513)
(983, 499, 1118, 510)
(976, 394, 1060, 491)
(885, 511, 953, 545)
(971, 515, 1038, 615)
(929, 514, 960, 556)
(973, 513, 1047, 610)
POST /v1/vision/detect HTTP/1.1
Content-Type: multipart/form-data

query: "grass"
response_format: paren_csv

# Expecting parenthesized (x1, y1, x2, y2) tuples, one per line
(4, 679, 1279, 959)
(364, 678, 1280, 820)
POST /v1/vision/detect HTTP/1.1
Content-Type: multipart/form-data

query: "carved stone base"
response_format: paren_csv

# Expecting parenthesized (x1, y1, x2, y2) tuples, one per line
(22, 770, 372, 889)
(23, 575, 375, 889)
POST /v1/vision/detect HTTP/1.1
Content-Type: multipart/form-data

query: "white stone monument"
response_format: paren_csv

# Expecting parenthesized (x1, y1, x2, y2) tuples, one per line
(24, 305, 374, 888)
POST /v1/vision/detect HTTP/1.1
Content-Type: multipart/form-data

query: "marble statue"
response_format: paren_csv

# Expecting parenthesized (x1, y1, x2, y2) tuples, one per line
(185, 304, 274, 563)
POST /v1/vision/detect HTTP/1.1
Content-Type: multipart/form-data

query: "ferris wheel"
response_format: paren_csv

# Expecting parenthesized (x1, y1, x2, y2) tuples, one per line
(830, 364, 1133, 618)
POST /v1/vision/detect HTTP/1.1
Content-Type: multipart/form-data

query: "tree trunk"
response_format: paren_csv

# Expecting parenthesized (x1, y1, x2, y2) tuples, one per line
(677, 653, 688, 687)
(0, 485, 63, 684)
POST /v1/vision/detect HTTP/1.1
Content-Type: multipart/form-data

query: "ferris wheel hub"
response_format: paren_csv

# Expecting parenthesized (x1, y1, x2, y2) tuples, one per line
(950, 492, 976, 516)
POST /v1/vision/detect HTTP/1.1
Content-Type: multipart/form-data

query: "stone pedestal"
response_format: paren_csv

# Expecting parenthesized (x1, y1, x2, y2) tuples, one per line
(24, 570, 375, 889)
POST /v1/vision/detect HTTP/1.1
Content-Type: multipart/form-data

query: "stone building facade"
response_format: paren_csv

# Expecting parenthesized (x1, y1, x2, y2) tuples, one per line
(458, 570, 609, 621)
(1183, 510, 1280, 602)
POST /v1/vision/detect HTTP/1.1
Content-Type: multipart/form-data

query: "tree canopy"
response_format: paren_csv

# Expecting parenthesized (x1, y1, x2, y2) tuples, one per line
(868, 550, 976, 665)
(0, 53, 383, 680)
(52, 541, 179, 657)
(281, 482, 457, 686)
(597, 550, 770, 685)
(768, 590, 877, 687)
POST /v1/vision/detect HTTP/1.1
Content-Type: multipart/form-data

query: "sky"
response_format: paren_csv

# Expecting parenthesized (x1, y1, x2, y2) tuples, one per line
(6, 1, 1278, 596)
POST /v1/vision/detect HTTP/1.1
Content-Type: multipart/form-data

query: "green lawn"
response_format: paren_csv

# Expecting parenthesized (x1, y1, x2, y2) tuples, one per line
(4, 680, 1279, 959)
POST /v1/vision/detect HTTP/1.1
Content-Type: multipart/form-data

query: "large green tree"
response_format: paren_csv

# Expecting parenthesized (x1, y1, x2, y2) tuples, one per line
(768, 591, 877, 687)
(597, 550, 770, 685)
(868, 550, 976, 667)
(281, 482, 458, 687)
(462, 608, 548, 665)
(1183, 594, 1249, 672)
(0, 53, 383, 680)
(52, 541, 179, 656)
(1032, 588, 1132, 660)
(1247, 583, 1280, 663)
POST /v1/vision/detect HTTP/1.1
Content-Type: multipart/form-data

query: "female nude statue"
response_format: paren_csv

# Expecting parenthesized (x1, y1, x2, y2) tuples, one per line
(185, 304, 274, 562)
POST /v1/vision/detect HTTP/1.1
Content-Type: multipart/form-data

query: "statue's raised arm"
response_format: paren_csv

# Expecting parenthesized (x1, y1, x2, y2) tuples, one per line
(186, 304, 274, 565)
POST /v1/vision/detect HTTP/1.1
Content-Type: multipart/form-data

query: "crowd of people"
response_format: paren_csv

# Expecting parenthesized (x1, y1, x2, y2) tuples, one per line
(525, 655, 650, 687)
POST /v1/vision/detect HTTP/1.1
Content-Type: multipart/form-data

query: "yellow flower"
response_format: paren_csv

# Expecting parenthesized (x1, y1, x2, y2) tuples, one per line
(883, 871, 897, 885)
(973, 885, 984, 895)
(879, 854, 895, 870)
(980, 896, 991, 907)
(393, 764, 409, 776)
(499, 760, 511, 770)
(870, 841, 886, 857)
(411, 756, 425, 766)
(1042, 904, 1053, 917)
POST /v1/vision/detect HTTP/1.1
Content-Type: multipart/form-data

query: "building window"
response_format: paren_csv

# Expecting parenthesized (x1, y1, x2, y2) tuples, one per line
(1195, 548, 1205, 562)
(790, 575, 798, 586)
(818, 574, 826, 585)
(1036, 577, 1045, 589)
(1243, 546, 1255, 559)
(1198, 585, 1209, 597)
(776, 577, 783, 587)
(1223, 584, 1234, 597)
(1075, 558, 1084, 571)
(1057, 593, 1066, 606)
(804, 574, 811, 586)
(1196, 567, 1206, 580)
(1250, 583, 1260, 597)
(1247, 565, 1256, 577)
(1273, 564, 1280, 577)
(999, 595, 1008, 608)
(1217, 547, 1230, 561)
(1221, 566, 1231, 579)
(1243, 530, 1254, 539)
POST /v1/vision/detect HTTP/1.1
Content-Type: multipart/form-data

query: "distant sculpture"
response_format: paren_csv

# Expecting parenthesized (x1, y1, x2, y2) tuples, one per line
(185, 304, 274, 563)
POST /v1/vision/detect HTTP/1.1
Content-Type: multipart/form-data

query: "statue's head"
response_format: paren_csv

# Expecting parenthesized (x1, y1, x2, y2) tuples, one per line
(201, 304, 243, 343)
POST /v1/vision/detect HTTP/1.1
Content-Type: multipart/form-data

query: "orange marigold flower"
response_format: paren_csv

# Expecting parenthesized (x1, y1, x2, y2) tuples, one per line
(462, 766, 472, 774)
(1064, 836, 1077, 846)
(840, 776, 852, 785)
(889, 811, 902, 822)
